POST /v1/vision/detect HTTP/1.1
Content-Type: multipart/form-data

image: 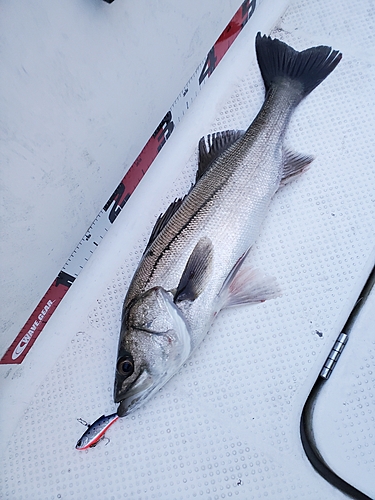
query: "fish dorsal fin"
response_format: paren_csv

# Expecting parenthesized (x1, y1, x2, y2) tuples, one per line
(144, 197, 185, 252)
(280, 149, 314, 186)
(145, 130, 244, 252)
(174, 236, 214, 303)
(197, 130, 244, 182)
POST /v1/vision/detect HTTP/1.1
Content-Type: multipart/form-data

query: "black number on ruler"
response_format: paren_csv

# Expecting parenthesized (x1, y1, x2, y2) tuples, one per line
(154, 111, 175, 152)
(55, 271, 76, 287)
(199, 47, 217, 85)
(241, 0, 256, 26)
(104, 182, 130, 223)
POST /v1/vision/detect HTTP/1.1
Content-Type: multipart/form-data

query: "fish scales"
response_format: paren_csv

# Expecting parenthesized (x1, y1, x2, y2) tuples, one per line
(114, 33, 342, 417)
(125, 87, 301, 347)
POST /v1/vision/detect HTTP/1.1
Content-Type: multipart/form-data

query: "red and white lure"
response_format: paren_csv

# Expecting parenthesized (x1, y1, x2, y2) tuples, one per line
(76, 413, 119, 450)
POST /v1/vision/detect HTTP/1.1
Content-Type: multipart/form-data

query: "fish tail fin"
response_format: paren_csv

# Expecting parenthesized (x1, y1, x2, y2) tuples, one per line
(255, 33, 342, 99)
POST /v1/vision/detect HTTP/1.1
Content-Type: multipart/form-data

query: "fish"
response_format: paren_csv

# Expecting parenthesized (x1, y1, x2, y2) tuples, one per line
(75, 413, 119, 450)
(114, 33, 342, 417)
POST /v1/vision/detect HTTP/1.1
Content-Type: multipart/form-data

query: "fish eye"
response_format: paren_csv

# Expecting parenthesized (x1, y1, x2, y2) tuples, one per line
(116, 356, 134, 377)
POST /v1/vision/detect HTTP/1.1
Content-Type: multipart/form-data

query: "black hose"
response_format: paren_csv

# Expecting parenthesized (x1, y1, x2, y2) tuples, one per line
(300, 265, 375, 500)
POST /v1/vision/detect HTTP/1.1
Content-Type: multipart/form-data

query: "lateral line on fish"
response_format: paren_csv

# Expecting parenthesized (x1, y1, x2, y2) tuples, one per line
(144, 176, 230, 289)
(143, 136, 267, 292)
(0, 0, 259, 365)
(137, 134, 269, 295)
(115, 33, 342, 419)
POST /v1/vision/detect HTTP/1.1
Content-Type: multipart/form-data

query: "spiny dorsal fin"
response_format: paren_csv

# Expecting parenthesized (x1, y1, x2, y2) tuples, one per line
(144, 196, 185, 252)
(196, 130, 244, 182)
(174, 237, 214, 303)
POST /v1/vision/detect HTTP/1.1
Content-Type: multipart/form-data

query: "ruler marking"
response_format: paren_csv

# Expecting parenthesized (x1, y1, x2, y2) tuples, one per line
(0, 0, 257, 365)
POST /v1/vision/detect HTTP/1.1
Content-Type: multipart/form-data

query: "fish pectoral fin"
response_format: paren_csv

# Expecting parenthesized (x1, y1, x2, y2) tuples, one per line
(174, 237, 214, 303)
(280, 149, 314, 187)
(218, 263, 281, 309)
(196, 130, 244, 182)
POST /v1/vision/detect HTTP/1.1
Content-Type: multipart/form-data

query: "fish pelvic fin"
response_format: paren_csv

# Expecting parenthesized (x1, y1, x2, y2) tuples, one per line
(218, 250, 281, 310)
(219, 264, 281, 309)
(255, 32, 342, 99)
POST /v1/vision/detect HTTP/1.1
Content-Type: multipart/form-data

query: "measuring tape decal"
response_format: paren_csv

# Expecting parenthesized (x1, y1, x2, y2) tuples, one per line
(1, 0, 256, 365)
(199, 0, 256, 84)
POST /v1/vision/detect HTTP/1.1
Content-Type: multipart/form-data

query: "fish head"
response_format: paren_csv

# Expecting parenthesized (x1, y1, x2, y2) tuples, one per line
(114, 286, 191, 417)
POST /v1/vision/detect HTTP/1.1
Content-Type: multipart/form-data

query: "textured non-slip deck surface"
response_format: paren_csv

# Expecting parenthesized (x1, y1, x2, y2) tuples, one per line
(313, 285, 375, 499)
(1, 0, 375, 499)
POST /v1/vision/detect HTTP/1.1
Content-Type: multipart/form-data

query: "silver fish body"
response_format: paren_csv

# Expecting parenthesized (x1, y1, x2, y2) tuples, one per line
(114, 33, 342, 417)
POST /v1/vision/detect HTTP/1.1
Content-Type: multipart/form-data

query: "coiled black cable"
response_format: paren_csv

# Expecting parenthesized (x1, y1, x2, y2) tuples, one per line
(300, 265, 375, 500)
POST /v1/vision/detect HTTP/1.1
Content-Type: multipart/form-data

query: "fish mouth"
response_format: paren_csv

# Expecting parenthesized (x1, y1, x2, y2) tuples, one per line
(115, 369, 155, 417)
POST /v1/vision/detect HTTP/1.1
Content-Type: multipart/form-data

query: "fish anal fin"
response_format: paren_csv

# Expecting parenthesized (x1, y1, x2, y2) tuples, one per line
(280, 149, 314, 187)
(175, 237, 214, 303)
(219, 264, 281, 309)
(197, 130, 244, 182)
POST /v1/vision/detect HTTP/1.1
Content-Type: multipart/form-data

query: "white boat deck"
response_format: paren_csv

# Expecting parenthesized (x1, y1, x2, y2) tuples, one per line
(1, 0, 374, 498)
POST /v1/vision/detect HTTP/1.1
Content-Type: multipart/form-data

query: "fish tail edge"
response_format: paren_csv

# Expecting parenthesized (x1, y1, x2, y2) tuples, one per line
(255, 32, 342, 98)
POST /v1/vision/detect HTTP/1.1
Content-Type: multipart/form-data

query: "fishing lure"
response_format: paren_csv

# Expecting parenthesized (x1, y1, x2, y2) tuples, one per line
(76, 413, 119, 450)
